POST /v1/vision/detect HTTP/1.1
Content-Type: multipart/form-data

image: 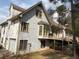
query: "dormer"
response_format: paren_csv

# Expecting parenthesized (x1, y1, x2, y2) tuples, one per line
(9, 3, 26, 17)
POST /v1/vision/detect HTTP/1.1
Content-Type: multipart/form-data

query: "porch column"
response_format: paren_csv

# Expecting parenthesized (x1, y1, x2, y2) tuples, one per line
(42, 25, 44, 37)
(68, 34, 70, 45)
(62, 29, 66, 54)
(54, 39, 55, 49)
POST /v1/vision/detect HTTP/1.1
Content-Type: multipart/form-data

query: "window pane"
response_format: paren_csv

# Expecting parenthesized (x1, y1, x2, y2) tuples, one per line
(39, 26, 42, 35)
(1, 38, 3, 43)
(19, 40, 23, 50)
(36, 8, 42, 18)
(44, 25, 48, 36)
(19, 40, 27, 50)
(23, 40, 27, 50)
(26, 23, 29, 32)
(21, 22, 29, 32)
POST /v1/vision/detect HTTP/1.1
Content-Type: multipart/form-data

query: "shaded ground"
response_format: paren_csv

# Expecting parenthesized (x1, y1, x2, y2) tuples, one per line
(22, 49, 72, 59)
(0, 48, 14, 59)
(0, 49, 73, 59)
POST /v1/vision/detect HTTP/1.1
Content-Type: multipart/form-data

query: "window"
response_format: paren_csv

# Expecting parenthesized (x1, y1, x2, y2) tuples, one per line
(39, 25, 49, 36)
(36, 9, 42, 18)
(11, 20, 18, 24)
(19, 40, 27, 50)
(1, 37, 3, 43)
(39, 26, 43, 36)
(43, 25, 48, 36)
(21, 22, 29, 32)
(3, 27, 5, 34)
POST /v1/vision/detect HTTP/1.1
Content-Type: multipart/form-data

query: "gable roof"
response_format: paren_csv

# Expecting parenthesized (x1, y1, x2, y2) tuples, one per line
(8, 1, 64, 29)
(10, 3, 26, 12)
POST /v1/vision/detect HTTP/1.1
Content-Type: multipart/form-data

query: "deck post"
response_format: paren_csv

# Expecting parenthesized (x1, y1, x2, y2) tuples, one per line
(54, 39, 55, 49)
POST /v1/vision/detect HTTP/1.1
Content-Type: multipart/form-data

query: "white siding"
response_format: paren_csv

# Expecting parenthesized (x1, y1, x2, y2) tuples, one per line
(19, 7, 49, 53)
(0, 21, 20, 53)
(9, 22, 19, 38)
(1, 25, 8, 47)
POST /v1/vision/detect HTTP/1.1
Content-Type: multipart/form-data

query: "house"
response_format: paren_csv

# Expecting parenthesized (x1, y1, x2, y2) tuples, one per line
(0, 1, 78, 54)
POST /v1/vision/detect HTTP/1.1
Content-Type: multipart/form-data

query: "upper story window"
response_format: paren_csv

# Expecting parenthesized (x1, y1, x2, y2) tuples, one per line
(36, 8, 42, 18)
(21, 22, 29, 32)
(3, 27, 5, 35)
(11, 20, 18, 24)
(39, 25, 49, 36)
(39, 25, 43, 36)
(43, 25, 48, 36)
(1, 37, 3, 43)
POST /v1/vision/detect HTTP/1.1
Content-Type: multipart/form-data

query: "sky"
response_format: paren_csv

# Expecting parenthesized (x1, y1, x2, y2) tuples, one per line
(0, 0, 70, 23)
(0, 0, 39, 22)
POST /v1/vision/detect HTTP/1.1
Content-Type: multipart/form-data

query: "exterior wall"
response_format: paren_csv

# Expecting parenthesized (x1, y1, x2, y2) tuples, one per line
(9, 22, 19, 38)
(0, 21, 20, 54)
(11, 9, 21, 16)
(8, 21, 20, 53)
(1, 25, 8, 47)
(18, 7, 49, 53)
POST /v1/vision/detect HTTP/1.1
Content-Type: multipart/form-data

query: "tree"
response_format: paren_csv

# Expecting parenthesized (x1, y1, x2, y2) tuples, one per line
(57, 5, 67, 25)
(57, 5, 66, 15)
(73, 3, 79, 37)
